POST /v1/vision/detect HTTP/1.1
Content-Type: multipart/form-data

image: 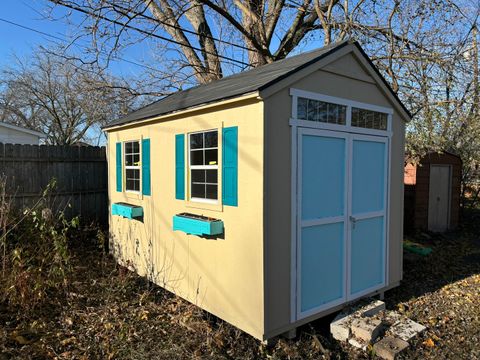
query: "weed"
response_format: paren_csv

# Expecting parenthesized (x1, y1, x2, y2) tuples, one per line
(0, 178, 79, 314)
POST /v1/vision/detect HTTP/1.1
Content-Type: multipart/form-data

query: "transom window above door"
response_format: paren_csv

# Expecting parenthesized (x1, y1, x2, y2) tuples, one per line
(351, 108, 388, 130)
(297, 97, 347, 125)
(189, 130, 218, 202)
(291, 89, 392, 134)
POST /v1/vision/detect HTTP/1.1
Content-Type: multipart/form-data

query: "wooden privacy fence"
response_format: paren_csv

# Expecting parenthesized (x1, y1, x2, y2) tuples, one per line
(0, 143, 107, 226)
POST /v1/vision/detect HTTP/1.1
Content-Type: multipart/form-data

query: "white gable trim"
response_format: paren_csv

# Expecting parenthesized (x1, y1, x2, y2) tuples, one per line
(259, 43, 411, 122)
(0, 122, 45, 137)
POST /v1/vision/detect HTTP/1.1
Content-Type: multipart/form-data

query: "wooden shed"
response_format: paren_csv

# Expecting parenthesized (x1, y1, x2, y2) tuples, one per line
(103, 40, 410, 341)
(404, 152, 462, 233)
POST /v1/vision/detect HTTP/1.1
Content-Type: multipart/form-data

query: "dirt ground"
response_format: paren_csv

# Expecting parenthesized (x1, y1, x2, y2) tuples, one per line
(384, 210, 480, 360)
(0, 211, 479, 359)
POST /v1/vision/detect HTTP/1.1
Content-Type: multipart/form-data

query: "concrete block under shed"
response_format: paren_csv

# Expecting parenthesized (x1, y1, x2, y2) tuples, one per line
(388, 318, 426, 342)
(348, 337, 368, 350)
(373, 336, 409, 360)
(330, 300, 427, 357)
(382, 310, 402, 325)
(361, 300, 386, 317)
(330, 315, 350, 342)
(330, 300, 386, 342)
(351, 317, 383, 342)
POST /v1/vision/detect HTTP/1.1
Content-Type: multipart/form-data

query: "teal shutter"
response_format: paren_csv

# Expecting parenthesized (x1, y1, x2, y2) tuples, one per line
(142, 138, 151, 196)
(175, 134, 185, 200)
(116, 142, 122, 192)
(222, 126, 238, 206)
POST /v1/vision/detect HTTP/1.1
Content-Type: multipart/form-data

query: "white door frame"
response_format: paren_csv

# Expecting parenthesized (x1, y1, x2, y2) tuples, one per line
(291, 123, 391, 322)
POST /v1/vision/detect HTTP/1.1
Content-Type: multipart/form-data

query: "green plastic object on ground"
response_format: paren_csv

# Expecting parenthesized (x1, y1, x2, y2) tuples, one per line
(403, 240, 433, 256)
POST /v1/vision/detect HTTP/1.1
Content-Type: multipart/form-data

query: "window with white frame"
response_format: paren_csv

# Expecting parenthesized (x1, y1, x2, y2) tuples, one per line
(297, 97, 347, 125)
(125, 140, 141, 192)
(295, 94, 391, 132)
(189, 130, 218, 202)
(351, 107, 388, 130)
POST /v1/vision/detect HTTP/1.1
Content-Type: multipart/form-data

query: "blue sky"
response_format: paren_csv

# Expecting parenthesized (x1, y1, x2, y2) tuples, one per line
(0, 0, 155, 77)
(0, 1, 74, 67)
(0, 0, 324, 77)
(0, 0, 154, 145)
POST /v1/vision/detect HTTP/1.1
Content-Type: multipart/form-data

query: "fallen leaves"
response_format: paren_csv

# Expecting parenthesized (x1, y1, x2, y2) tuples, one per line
(8, 330, 40, 345)
(423, 338, 435, 348)
(387, 211, 480, 359)
(139, 310, 149, 321)
(1, 211, 479, 359)
(64, 317, 73, 326)
(60, 336, 76, 346)
(311, 334, 327, 354)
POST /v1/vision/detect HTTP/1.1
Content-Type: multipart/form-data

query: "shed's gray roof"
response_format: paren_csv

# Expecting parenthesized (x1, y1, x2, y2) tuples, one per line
(106, 41, 350, 128)
(105, 40, 410, 129)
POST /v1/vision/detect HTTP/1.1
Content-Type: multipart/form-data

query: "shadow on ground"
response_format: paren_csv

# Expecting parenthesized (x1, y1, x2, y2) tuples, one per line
(288, 209, 480, 359)
(388, 209, 480, 305)
(1, 211, 479, 359)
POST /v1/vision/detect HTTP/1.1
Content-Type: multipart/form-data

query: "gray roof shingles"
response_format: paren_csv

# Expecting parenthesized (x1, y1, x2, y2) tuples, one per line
(105, 40, 411, 129)
(105, 41, 349, 128)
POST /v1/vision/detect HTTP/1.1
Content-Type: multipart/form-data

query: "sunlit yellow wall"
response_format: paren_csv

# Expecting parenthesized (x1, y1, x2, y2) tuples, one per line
(106, 97, 265, 339)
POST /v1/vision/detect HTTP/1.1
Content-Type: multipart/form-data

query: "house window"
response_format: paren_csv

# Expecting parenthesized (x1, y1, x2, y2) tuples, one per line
(297, 97, 347, 125)
(125, 140, 140, 192)
(189, 130, 218, 202)
(351, 107, 388, 130)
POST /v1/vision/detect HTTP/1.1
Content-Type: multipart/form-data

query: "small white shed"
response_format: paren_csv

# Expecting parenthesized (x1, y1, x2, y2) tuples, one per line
(0, 122, 45, 145)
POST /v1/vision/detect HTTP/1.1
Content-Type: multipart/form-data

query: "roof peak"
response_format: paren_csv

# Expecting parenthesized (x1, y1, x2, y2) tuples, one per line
(105, 40, 353, 129)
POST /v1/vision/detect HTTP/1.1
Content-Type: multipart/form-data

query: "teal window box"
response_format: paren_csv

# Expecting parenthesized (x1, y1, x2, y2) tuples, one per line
(112, 202, 143, 219)
(173, 213, 224, 236)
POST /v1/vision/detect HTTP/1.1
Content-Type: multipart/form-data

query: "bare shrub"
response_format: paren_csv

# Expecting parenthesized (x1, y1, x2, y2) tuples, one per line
(0, 174, 12, 274)
(0, 178, 79, 313)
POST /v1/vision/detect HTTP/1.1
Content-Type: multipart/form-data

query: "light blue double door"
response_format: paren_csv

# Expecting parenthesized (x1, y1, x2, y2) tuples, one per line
(297, 128, 388, 318)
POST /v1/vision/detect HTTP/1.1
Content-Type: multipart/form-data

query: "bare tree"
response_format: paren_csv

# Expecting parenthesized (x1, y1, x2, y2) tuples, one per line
(45, 0, 480, 201)
(47, 1, 440, 80)
(0, 48, 137, 145)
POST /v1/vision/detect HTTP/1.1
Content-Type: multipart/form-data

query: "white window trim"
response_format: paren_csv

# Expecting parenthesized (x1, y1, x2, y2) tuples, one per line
(124, 140, 141, 194)
(290, 88, 393, 136)
(188, 130, 219, 204)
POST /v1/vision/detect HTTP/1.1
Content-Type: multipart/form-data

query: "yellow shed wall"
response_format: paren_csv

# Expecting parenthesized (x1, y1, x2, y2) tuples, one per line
(105, 49, 407, 341)
(263, 53, 406, 336)
(107, 98, 265, 339)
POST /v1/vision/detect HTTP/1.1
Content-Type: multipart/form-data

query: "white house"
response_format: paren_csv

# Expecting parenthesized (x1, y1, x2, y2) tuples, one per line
(0, 122, 45, 145)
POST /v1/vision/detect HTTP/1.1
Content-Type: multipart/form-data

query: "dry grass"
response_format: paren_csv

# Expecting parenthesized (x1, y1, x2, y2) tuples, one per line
(0, 211, 479, 359)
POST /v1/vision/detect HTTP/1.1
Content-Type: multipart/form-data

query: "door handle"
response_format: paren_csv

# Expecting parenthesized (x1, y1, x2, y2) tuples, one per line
(350, 216, 357, 229)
